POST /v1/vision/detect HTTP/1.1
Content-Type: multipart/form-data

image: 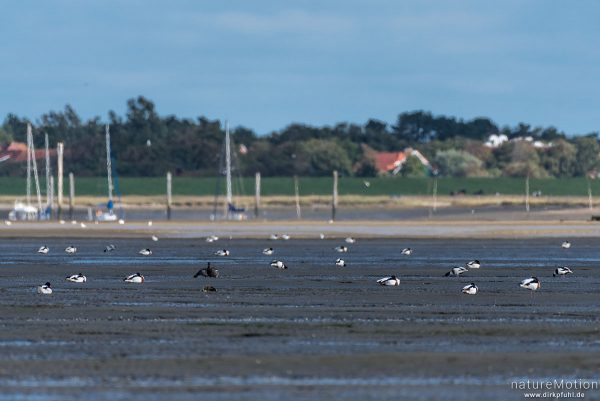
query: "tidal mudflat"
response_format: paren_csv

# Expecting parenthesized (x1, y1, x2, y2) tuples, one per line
(0, 237, 598, 400)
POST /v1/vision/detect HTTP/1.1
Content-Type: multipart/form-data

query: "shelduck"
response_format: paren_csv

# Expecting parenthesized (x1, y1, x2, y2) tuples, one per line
(335, 258, 346, 267)
(520, 277, 541, 291)
(124, 273, 145, 283)
(270, 260, 288, 269)
(445, 266, 468, 277)
(553, 267, 573, 277)
(37, 282, 52, 294)
(66, 273, 87, 283)
(377, 276, 400, 286)
(461, 283, 478, 295)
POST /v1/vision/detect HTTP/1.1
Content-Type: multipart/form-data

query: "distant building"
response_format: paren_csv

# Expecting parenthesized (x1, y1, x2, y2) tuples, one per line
(373, 151, 405, 173)
(484, 134, 552, 149)
(0, 142, 54, 163)
(368, 146, 431, 175)
(484, 134, 509, 148)
(510, 136, 553, 149)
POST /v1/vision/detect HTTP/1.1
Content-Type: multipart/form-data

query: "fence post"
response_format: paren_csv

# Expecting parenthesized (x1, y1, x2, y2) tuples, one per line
(68, 172, 75, 220)
(332, 170, 338, 221)
(255, 172, 261, 218)
(294, 175, 301, 219)
(57, 142, 64, 219)
(166, 171, 172, 220)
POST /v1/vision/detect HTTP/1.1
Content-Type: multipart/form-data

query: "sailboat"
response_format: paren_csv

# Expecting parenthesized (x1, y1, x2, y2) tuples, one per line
(8, 124, 42, 221)
(212, 121, 246, 220)
(96, 125, 118, 222)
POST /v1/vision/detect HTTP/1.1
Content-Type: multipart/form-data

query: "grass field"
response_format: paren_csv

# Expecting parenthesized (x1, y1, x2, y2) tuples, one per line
(0, 176, 599, 197)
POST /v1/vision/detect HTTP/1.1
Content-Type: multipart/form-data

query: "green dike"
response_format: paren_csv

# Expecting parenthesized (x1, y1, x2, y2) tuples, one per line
(0, 176, 597, 196)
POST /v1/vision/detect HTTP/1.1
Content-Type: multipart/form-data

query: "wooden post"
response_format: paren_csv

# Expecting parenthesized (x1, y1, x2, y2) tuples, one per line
(432, 176, 438, 212)
(294, 175, 301, 219)
(332, 170, 338, 221)
(525, 174, 530, 212)
(588, 178, 593, 210)
(68, 172, 74, 220)
(49, 176, 54, 219)
(44, 134, 50, 209)
(57, 142, 64, 219)
(254, 172, 261, 219)
(166, 171, 172, 220)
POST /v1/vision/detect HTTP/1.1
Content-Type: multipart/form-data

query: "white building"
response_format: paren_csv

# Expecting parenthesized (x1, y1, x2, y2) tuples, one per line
(484, 134, 508, 148)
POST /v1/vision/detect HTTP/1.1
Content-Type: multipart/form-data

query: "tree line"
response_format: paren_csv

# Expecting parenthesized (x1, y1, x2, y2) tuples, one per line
(0, 97, 598, 178)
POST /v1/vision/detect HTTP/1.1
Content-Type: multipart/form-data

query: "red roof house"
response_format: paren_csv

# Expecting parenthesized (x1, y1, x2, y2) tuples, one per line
(363, 145, 431, 175)
(374, 151, 408, 173)
(0, 142, 55, 163)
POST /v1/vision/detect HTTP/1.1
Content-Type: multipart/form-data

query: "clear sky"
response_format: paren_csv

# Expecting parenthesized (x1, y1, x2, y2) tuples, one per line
(1, 0, 599, 135)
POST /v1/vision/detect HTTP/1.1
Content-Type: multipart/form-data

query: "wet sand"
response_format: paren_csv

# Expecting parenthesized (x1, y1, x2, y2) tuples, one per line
(3, 217, 600, 239)
(0, 237, 599, 400)
(2, 197, 599, 224)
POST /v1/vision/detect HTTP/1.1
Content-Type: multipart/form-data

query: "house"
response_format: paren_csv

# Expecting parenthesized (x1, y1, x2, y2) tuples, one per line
(0, 142, 54, 163)
(374, 151, 406, 173)
(510, 136, 553, 149)
(484, 134, 552, 149)
(484, 134, 509, 148)
(366, 146, 431, 175)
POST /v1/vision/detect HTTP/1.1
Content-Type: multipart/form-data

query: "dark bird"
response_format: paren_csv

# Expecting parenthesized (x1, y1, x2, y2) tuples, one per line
(194, 262, 219, 278)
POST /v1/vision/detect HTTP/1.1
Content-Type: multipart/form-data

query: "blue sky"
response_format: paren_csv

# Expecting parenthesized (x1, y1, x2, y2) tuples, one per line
(1, 0, 599, 135)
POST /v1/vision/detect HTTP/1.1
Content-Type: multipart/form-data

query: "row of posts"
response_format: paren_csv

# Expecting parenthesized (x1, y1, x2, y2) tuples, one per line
(253, 171, 338, 221)
(53, 142, 76, 220)
(53, 171, 75, 220)
(49, 146, 596, 221)
(51, 153, 341, 221)
(161, 170, 342, 221)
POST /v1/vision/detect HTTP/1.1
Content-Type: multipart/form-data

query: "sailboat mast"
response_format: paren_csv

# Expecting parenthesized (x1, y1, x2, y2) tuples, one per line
(28, 127, 43, 213)
(45, 133, 51, 207)
(26, 124, 31, 207)
(105, 125, 114, 202)
(225, 121, 232, 205)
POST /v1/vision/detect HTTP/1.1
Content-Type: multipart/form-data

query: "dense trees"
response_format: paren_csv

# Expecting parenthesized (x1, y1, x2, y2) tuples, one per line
(392, 111, 498, 142)
(0, 126, 10, 144)
(540, 140, 576, 177)
(401, 156, 428, 177)
(1, 97, 599, 178)
(573, 136, 600, 176)
(434, 150, 485, 177)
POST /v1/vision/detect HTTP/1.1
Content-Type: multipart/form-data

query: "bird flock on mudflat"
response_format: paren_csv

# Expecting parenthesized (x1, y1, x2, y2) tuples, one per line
(29, 232, 575, 298)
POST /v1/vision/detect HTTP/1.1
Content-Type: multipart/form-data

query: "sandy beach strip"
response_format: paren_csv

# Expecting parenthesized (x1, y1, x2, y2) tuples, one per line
(1, 194, 598, 209)
(2, 219, 600, 239)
